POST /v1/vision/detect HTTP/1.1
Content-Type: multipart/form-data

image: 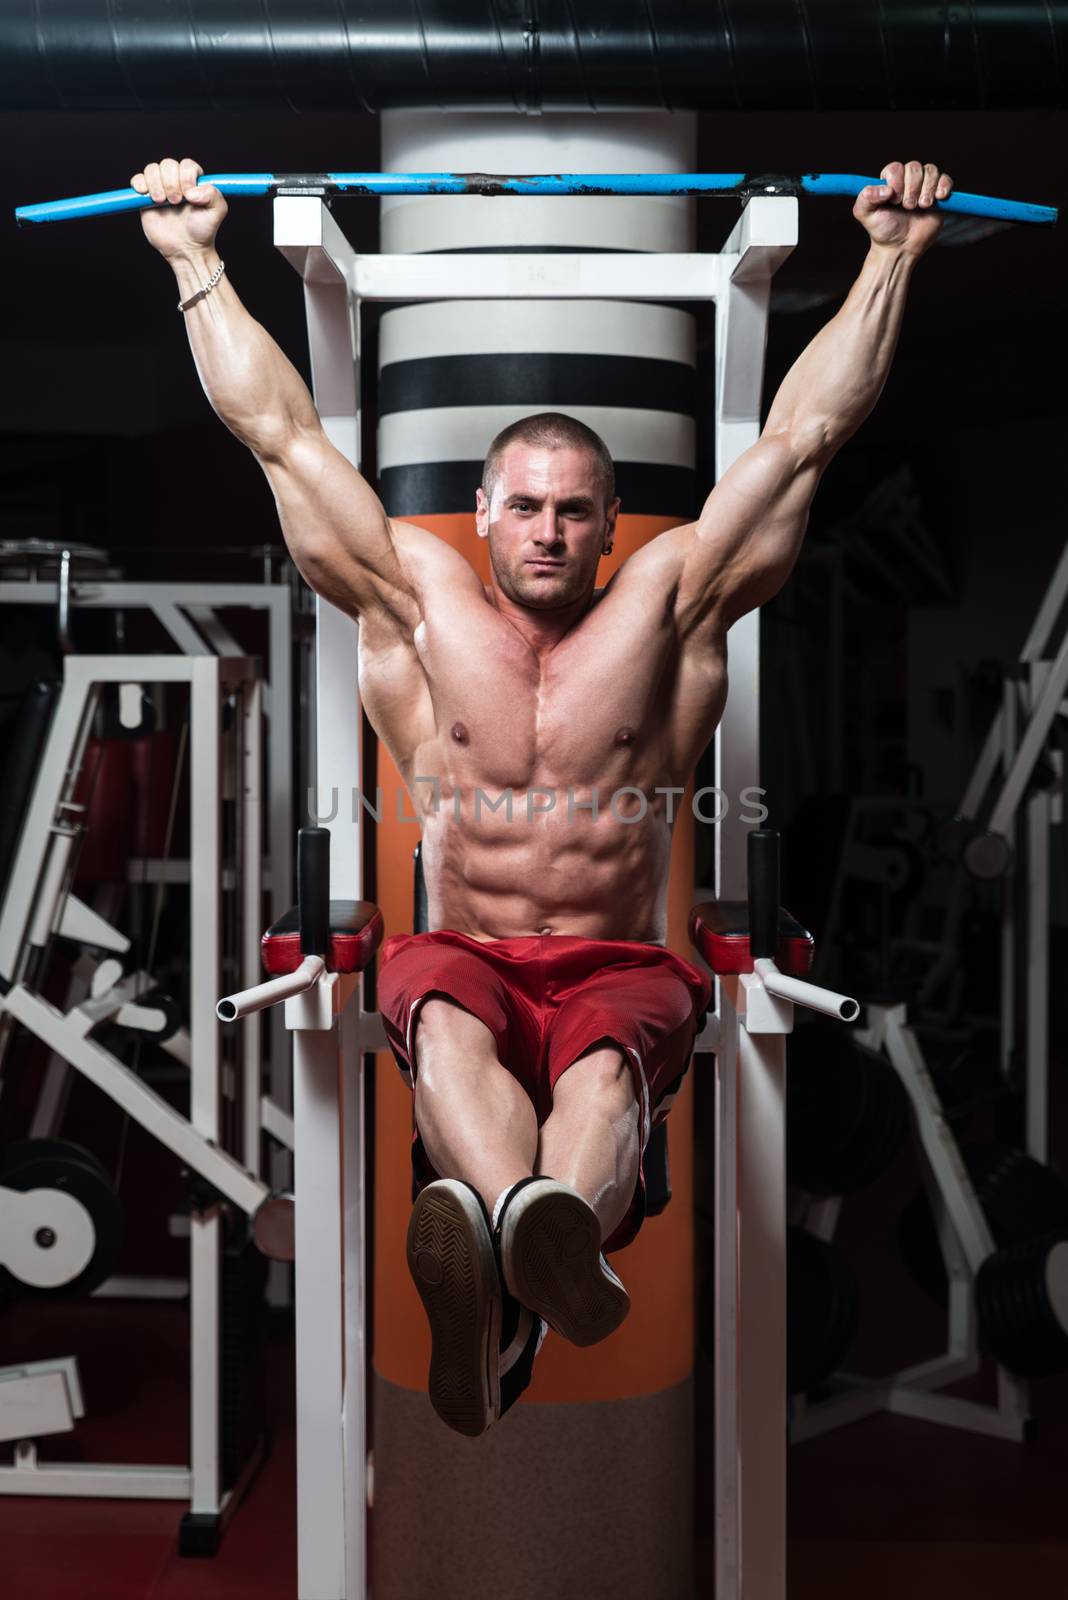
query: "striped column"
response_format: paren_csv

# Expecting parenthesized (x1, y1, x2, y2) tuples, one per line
(377, 306, 696, 525)
(372, 111, 699, 1600)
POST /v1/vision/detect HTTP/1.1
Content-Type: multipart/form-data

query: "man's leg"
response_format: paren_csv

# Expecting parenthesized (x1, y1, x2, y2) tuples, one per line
(493, 1041, 638, 1349)
(406, 997, 544, 1436)
(413, 996, 538, 1217)
(535, 1041, 641, 1246)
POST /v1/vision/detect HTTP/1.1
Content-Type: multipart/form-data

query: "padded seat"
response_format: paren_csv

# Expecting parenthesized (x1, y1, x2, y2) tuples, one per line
(261, 900, 383, 976)
(689, 902, 814, 977)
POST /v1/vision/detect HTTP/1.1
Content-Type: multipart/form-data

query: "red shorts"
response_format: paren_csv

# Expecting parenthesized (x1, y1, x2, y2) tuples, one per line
(377, 930, 713, 1253)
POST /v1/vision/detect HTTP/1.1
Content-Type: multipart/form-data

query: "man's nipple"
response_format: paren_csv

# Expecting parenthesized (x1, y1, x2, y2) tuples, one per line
(451, 722, 470, 745)
(615, 725, 636, 746)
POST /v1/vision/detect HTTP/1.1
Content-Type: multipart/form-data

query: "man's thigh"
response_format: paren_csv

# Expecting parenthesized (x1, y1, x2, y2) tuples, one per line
(378, 933, 539, 1094)
(546, 963, 703, 1138)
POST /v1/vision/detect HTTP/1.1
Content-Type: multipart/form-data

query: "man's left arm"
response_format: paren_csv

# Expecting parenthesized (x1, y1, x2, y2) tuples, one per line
(675, 159, 953, 637)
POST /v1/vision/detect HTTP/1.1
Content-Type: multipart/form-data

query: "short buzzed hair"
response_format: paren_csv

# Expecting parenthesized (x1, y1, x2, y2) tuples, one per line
(482, 412, 616, 507)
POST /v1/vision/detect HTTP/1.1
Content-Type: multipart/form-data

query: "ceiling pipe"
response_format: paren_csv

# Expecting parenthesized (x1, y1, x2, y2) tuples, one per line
(0, 1, 1064, 114)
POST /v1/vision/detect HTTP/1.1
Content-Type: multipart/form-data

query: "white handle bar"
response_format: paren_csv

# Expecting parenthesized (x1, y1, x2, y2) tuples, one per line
(217, 954, 326, 1022)
(754, 959, 859, 1022)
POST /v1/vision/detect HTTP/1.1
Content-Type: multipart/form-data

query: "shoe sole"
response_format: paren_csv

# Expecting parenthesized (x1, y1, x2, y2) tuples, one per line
(501, 1182, 630, 1348)
(406, 1181, 501, 1437)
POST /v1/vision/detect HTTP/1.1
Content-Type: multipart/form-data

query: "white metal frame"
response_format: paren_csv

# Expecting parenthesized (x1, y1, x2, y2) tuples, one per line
(784, 545, 1068, 1450)
(272, 191, 805, 1600)
(791, 1000, 1030, 1445)
(952, 537, 1068, 1163)
(0, 653, 271, 1516)
(0, 579, 294, 920)
(0, 577, 298, 1220)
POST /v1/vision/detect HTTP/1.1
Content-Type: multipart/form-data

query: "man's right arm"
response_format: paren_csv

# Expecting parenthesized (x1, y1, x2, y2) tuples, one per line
(137, 156, 418, 629)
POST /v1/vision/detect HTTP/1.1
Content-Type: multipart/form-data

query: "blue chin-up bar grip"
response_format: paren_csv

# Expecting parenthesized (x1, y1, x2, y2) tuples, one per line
(14, 172, 1058, 228)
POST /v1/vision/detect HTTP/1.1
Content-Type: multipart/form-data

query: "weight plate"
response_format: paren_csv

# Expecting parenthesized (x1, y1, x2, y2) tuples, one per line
(1046, 1239, 1068, 1337)
(977, 1234, 1068, 1379)
(1, 1185, 96, 1289)
(899, 1144, 1068, 1305)
(0, 1138, 109, 1186)
(0, 1139, 122, 1299)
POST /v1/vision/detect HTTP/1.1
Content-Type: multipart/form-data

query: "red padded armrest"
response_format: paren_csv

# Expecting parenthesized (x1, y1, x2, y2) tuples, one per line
(689, 901, 814, 977)
(261, 900, 383, 976)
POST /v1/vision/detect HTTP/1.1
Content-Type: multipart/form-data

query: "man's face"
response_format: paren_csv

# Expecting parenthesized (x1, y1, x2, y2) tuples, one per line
(475, 443, 620, 610)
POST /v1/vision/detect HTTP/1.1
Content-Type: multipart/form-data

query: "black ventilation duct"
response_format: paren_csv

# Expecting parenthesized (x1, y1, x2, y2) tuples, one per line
(0, 2, 1065, 114)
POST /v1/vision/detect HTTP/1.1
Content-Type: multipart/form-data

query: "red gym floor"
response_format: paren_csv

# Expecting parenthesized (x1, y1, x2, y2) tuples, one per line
(4, 1295, 1068, 1600)
(1, 1301, 295, 1600)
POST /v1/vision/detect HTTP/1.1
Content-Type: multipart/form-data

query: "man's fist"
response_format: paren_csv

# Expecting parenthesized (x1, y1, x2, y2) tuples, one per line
(131, 158, 227, 260)
(854, 161, 954, 257)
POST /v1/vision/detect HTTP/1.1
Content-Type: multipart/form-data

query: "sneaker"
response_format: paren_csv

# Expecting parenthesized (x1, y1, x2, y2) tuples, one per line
(406, 1179, 502, 1437)
(496, 1290, 548, 1419)
(496, 1176, 630, 1347)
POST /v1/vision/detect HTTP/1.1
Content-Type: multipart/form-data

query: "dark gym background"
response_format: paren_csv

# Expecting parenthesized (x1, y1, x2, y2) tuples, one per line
(1, 105, 1066, 1597)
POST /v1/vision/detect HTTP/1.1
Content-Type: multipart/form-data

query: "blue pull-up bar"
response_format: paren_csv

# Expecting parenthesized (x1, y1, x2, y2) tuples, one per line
(14, 172, 1057, 228)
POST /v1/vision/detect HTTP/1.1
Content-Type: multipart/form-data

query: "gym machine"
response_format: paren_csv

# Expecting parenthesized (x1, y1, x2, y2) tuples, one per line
(789, 536, 1068, 1445)
(0, 536, 300, 1160)
(942, 535, 1068, 1162)
(201, 176, 868, 1600)
(15, 167, 1055, 1595)
(0, 648, 285, 1548)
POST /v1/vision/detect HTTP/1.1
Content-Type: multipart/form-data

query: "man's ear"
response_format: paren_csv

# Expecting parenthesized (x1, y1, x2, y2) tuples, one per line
(475, 485, 490, 541)
(603, 496, 621, 554)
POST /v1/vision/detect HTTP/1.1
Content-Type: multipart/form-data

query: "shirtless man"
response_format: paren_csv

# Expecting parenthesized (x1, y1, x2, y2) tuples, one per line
(135, 153, 952, 1436)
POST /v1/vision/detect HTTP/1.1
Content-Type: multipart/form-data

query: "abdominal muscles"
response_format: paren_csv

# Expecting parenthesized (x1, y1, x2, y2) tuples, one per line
(419, 781, 676, 942)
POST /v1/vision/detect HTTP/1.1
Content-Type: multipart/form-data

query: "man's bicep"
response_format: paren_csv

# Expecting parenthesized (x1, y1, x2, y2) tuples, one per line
(256, 427, 420, 624)
(677, 432, 823, 634)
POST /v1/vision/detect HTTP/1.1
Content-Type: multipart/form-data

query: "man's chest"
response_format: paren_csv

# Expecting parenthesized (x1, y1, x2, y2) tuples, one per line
(413, 597, 680, 789)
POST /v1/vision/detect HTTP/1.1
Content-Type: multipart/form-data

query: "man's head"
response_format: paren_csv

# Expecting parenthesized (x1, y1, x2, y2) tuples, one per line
(475, 412, 620, 611)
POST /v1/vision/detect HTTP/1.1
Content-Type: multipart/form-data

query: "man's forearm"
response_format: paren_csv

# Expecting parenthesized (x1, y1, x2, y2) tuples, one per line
(764, 242, 918, 457)
(170, 245, 319, 457)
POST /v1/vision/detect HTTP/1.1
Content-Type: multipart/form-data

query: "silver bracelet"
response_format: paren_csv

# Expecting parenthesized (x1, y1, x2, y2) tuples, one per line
(178, 258, 226, 314)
